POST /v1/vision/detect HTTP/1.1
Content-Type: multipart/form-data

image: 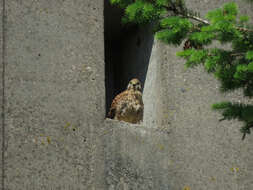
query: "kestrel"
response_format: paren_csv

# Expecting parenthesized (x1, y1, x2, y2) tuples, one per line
(108, 78, 144, 124)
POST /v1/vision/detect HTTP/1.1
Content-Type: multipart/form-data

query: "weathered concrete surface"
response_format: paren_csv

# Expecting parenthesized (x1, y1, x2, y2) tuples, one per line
(0, 0, 3, 188)
(105, 0, 253, 190)
(3, 0, 253, 189)
(104, 120, 172, 190)
(143, 40, 165, 128)
(4, 0, 104, 189)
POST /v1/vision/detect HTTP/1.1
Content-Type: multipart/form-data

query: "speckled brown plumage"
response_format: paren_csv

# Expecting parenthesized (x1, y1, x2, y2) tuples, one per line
(108, 78, 144, 124)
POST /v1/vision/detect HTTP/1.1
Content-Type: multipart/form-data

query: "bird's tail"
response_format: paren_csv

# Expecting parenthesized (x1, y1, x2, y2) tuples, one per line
(107, 108, 115, 119)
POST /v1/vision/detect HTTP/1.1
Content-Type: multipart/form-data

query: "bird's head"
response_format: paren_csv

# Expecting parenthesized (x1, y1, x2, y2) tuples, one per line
(127, 78, 142, 91)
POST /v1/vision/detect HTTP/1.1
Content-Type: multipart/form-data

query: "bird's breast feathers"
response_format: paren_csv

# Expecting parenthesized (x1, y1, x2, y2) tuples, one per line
(108, 89, 143, 123)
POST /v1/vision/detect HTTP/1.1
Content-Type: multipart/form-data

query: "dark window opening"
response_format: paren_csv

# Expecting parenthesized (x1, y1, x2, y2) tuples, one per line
(104, 0, 154, 117)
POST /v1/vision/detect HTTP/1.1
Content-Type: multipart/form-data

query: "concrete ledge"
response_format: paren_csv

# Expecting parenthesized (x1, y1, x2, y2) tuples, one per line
(104, 116, 253, 190)
(104, 119, 172, 190)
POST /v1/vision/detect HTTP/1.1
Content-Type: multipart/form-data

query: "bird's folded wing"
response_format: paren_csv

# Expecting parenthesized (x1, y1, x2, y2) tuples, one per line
(108, 90, 129, 118)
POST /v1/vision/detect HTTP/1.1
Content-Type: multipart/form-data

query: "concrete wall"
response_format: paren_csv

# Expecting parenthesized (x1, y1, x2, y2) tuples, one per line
(1, 0, 253, 190)
(104, 0, 253, 190)
(3, 0, 105, 189)
(0, 0, 3, 187)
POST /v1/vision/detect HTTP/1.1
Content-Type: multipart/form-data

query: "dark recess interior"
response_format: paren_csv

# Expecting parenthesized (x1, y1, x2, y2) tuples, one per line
(104, 0, 154, 116)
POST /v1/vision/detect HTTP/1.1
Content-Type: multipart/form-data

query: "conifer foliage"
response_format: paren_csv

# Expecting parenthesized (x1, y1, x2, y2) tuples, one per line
(110, 0, 253, 139)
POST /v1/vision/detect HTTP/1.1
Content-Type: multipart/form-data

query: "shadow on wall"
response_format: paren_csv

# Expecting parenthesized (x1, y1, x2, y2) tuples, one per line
(104, 0, 154, 115)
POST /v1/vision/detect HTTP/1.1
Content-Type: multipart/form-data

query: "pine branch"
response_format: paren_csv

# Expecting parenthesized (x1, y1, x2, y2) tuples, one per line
(236, 26, 253, 33)
(204, 52, 245, 59)
(186, 13, 253, 33)
(230, 52, 246, 57)
(161, 4, 253, 33)
(185, 13, 209, 25)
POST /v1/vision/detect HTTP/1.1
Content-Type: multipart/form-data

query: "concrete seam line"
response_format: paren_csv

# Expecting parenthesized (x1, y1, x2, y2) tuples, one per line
(1, 0, 6, 189)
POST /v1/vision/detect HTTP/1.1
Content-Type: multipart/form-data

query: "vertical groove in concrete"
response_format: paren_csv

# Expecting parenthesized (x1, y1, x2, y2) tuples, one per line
(1, 0, 5, 189)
